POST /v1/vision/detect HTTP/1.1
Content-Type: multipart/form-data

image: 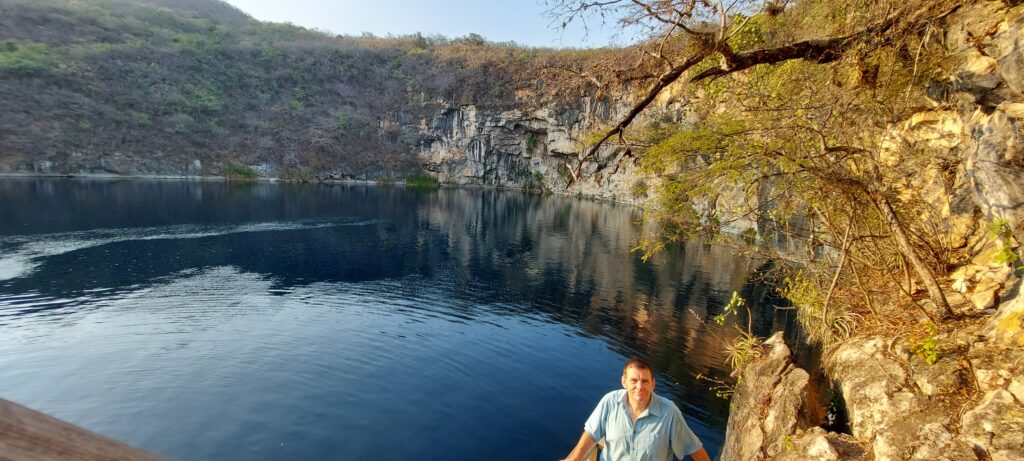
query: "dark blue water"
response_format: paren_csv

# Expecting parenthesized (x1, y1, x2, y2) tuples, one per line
(0, 179, 785, 460)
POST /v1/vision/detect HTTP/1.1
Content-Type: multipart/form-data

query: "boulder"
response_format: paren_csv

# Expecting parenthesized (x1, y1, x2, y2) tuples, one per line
(968, 341, 1024, 393)
(864, 404, 970, 461)
(912, 356, 967, 396)
(960, 390, 1024, 460)
(899, 422, 977, 460)
(984, 284, 1024, 346)
(826, 337, 975, 461)
(826, 338, 911, 441)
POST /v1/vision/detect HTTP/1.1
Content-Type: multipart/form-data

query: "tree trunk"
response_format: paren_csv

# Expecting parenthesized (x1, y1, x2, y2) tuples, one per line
(871, 193, 951, 319)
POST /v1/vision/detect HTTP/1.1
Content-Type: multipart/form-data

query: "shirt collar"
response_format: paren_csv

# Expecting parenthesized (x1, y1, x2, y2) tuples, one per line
(619, 390, 662, 417)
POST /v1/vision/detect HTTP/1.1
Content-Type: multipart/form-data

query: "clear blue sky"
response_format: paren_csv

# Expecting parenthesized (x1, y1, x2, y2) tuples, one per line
(222, 0, 631, 48)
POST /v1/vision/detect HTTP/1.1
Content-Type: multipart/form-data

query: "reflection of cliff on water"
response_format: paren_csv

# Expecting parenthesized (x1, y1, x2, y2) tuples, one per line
(411, 188, 788, 421)
(0, 179, 788, 426)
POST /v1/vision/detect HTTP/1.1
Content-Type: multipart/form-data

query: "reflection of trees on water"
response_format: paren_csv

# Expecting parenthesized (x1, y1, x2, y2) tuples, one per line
(1, 180, 786, 426)
(410, 189, 786, 424)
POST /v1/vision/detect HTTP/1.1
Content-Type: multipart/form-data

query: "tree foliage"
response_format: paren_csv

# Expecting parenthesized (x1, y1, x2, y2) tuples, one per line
(550, 0, 967, 331)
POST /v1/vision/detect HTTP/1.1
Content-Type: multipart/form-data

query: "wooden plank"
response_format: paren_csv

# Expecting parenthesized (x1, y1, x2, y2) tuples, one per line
(0, 398, 160, 461)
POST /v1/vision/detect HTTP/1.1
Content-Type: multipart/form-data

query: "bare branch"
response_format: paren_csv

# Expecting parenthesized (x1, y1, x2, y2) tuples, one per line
(544, 65, 605, 87)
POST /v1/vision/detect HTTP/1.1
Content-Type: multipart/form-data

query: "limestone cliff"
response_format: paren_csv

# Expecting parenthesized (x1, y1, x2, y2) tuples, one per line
(410, 98, 660, 203)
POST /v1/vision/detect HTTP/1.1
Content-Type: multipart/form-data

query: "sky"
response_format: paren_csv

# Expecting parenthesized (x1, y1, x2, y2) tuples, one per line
(221, 0, 632, 48)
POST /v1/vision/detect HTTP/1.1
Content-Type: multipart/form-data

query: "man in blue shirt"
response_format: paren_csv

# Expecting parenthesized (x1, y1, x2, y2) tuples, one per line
(561, 357, 711, 461)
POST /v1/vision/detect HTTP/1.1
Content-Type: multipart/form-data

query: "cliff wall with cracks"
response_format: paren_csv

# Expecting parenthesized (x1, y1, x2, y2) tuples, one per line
(407, 93, 682, 204)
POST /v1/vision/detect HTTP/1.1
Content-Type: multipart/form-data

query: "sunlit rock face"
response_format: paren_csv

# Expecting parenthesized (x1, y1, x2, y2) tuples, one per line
(719, 333, 820, 461)
(945, 0, 1024, 357)
(722, 330, 1024, 461)
(947, 1, 1024, 226)
(413, 97, 660, 205)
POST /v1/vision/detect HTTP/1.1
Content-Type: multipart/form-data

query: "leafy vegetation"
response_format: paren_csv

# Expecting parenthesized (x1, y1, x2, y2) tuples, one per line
(0, 40, 53, 74)
(989, 219, 1021, 268)
(404, 171, 440, 189)
(908, 322, 941, 365)
(694, 291, 765, 400)
(525, 133, 537, 153)
(222, 163, 257, 180)
(779, 271, 857, 347)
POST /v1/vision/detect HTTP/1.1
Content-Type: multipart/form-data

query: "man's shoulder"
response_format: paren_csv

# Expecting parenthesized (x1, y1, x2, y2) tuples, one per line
(653, 393, 683, 416)
(600, 389, 626, 403)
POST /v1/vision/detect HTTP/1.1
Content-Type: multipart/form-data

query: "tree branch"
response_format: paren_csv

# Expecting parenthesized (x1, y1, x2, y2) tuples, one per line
(691, 34, 863, 83)
(568, 52, 708, 188)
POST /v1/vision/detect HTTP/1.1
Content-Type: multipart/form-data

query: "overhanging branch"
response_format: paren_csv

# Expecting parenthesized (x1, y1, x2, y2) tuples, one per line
(567, 52, 708, 188)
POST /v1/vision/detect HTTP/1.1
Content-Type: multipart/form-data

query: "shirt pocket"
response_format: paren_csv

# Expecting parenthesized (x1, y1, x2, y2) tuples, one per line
(635, 428, 664, 458)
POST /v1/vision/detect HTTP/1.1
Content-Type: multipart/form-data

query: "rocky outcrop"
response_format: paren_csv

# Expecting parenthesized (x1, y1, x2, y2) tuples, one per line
(720, 332, 833, 460)
(947, 1, 1024, 229)
(723, 329, 1024, 461)
(964, 342, 1024, 459)
(826, 337, 983, 461)
(985, 285, 1024, 345)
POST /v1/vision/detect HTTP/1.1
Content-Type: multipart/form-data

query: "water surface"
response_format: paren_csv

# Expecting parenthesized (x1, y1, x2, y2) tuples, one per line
(0, 179, 786, 460)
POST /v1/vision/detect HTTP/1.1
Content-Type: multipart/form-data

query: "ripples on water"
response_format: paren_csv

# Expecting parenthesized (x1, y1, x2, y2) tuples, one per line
(0, 179, 791, 460)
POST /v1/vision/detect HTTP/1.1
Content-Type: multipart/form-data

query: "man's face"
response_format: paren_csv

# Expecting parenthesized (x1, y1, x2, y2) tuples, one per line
(621, 365, 655, 406)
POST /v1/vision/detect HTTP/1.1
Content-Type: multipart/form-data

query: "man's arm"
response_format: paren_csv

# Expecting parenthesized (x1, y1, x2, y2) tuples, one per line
(560, 431, 597, 461)
(688, 447, 711, 461)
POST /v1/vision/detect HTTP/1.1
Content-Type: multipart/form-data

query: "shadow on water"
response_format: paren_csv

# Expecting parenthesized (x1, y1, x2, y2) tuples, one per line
(0, 178, 797, 460)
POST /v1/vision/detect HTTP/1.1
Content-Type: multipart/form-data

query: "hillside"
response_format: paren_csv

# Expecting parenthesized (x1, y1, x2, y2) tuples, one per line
(0, 0, 615, 179)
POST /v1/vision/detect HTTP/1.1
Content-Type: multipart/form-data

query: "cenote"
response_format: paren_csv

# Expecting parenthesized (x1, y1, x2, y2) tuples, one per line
(0, 178, 791, 460)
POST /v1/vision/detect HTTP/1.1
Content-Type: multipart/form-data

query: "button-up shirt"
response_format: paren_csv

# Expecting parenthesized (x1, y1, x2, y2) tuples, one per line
(584, 390, 702, 461)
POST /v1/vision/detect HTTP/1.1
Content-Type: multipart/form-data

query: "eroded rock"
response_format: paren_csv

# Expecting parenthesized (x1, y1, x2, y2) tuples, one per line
(984, 285, 1024, 346)
(968, 341, 1024, 393)
(960, 390, 1024, 460)
(719, 332, 814, 460)
(773, 428, 865, 461)
(912, 356, 967, 396)
(826, 336, 980, 461)
(826, 338, 910, 441)
(900, 422, 977, 460)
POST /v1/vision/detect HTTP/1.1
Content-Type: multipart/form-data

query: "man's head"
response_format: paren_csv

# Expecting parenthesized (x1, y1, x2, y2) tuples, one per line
(621, 357, 655, 409)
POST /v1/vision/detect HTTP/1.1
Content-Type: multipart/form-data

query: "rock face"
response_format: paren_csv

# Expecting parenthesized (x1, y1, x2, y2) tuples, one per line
(720, 332, 823, 460)
(948, 1, 1024, 228)
(826, 337, 980, 461)
(986, 286, 1024, 345)
(964, 343, 1024, 460)
(962, 390, 1024, 460)
(414, 101, 650, 203)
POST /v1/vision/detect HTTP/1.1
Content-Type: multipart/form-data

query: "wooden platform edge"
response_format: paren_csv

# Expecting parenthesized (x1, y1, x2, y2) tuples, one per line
(0, 398, 161, 461)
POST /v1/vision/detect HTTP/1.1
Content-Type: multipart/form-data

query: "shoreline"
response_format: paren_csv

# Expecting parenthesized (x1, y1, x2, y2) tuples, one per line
(0, 172, 633, 203)
(0, 172, 393, 186)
